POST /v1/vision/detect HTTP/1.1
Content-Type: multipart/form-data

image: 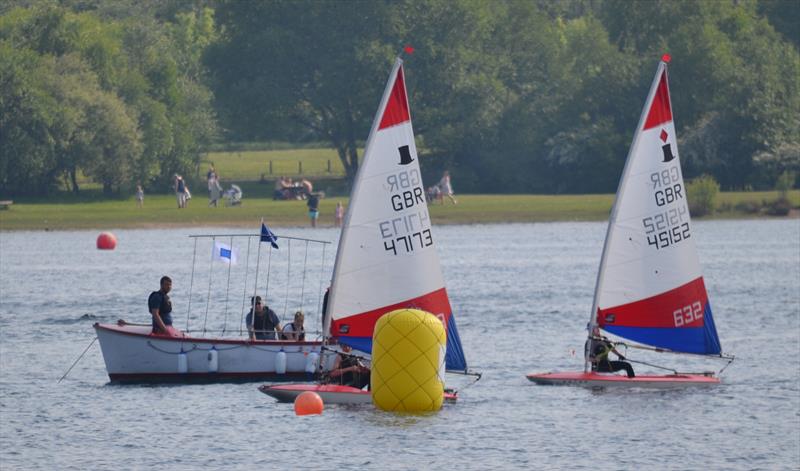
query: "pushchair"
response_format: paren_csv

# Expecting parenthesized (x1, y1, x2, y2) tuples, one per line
(223, 184, 243, 206)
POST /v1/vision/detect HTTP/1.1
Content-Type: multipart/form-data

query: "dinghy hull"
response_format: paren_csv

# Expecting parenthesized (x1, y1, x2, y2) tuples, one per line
(94, 323, 333, 383)
(526, 371, 720, 388)
(259, 383, 458, 404)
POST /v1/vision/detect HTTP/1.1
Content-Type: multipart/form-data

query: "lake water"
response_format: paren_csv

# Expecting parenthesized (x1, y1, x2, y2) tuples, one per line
(1, 220, 798, 470)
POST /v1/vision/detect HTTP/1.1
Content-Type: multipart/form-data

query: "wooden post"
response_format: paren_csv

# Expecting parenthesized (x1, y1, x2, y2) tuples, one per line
(269, 160, 273, 175)
(327, 159, 331, 173)
(299, 161, 302, 174)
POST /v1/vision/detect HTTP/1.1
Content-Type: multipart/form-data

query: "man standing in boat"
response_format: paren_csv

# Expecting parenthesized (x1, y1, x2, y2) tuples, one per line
(148, 276, 179, 336)
(586, 327, 635, 378)
(246, 296, 281, 340)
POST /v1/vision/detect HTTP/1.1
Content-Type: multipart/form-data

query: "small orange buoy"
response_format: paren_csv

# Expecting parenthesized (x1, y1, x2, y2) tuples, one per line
(294, 391, 323, 416)
(96, 232, 117, 250)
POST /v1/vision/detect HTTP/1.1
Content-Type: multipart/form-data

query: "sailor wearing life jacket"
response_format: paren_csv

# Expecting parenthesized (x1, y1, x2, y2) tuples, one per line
(586, 327, 635, 378)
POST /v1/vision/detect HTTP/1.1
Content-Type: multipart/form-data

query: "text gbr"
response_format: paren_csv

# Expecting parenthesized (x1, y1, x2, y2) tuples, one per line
(381, 169, 433, 255)
(643, 164, 691, 250)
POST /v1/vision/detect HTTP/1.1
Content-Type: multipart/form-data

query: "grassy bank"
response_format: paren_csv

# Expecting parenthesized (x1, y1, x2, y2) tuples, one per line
(1, 191, 797, 231)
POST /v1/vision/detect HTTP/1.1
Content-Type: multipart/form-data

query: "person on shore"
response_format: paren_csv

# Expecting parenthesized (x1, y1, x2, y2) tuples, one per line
(586, 327, 635, 378)
(300, 178, 313, 198)
(174, 175, 187, 208)
(206, 165, 217, 198)
(438, 171, 457, 205)
(148, 276, 182, 337)
(209, 176, 222, 207)
(135, 185, 144, 208)
(281, 311, 306, 341)
(246, 296, 281, 340)
(325, 344, 370, 389)
(334, 201, 344, 227)
(307, 192, 320, 228)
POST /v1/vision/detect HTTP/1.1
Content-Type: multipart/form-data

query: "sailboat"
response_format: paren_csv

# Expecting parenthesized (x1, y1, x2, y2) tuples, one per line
(527, 55, 733, 388)
(261, 56, 473, 403)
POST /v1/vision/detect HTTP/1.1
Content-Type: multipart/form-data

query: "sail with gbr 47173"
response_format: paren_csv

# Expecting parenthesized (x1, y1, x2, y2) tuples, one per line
(323, 58, 467, 372)
(527, 55, 733, 388)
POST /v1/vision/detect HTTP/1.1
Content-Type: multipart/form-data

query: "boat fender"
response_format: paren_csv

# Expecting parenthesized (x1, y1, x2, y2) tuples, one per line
(305, 352, 319, 374)
(275, 348, 287, 374)
(207, 346, 218, 373)
(177, 350, 188, 374)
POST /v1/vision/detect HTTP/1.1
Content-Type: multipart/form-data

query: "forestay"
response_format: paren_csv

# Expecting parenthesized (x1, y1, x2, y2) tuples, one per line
(324, 58, 467, 372)
(589, 55, 721, 355)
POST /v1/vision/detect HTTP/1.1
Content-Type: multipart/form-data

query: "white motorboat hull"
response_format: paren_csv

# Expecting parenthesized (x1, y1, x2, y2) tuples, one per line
(94, 323, 334, 383)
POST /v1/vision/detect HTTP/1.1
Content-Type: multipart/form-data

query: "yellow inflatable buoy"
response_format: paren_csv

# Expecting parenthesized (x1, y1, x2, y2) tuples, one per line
(371, 309, 446, 412)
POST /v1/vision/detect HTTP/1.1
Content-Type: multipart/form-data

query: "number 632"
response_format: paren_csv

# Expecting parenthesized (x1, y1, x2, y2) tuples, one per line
(673, 301, 703, 327)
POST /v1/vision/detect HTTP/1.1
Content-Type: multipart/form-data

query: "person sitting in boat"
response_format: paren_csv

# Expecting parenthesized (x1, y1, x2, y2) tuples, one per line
(281, 311, 306, 341)
(325, 344, 370, 390)
(148, 276, 182, 337)
(246, 296, 281, 340)
(586, 327, 635, 378)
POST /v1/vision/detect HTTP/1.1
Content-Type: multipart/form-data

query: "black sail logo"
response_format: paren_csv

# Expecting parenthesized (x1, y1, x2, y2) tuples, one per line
(398, 145, 414, 165)
(660, 129, 675, 163)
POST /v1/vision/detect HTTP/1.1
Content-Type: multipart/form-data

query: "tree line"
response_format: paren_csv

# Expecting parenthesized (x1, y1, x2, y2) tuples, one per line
(1, 0, 798, 196)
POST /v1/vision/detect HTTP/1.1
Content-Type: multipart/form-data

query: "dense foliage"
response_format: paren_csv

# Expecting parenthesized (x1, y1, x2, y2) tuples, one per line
(1, 0, 798, 195)
(0, 2, 217, 195)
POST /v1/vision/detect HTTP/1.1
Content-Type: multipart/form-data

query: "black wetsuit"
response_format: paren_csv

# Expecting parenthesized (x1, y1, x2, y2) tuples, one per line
(588, 337, 635, 378)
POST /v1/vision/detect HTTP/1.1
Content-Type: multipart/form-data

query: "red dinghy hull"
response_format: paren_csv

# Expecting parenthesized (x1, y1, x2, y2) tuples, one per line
(526, 371, 720, 388)
(259, 383, 458, 404)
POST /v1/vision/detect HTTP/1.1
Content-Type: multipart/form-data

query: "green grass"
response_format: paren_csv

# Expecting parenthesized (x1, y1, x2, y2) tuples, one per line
(1, 191, 796, 231)
(203, 148, 355, 181)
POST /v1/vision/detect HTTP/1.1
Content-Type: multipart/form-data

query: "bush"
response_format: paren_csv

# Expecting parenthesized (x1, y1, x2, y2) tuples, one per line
(686, 175, 720, 217)
(765, 198, 791, 216)
(733, 200, 762, 214)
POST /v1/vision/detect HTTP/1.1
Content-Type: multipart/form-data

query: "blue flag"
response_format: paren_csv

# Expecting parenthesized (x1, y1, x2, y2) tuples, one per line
(260, 222, 279, 249)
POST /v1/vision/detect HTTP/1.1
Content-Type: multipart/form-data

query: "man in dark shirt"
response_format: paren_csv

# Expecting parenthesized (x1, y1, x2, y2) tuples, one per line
(148, 276, 173, 335)
(246, 296, 281, 340)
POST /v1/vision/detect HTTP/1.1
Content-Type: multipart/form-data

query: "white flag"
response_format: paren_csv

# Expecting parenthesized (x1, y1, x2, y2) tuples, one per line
(213, 241, 238, 265)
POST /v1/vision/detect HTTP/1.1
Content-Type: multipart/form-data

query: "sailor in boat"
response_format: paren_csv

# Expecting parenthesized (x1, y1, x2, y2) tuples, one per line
(586, 327, 635, 378)
(246, 296, 281, 341)
(147, 276, 182, 337)
(324, 345, 371, 390)
(280, 311, 306, 341)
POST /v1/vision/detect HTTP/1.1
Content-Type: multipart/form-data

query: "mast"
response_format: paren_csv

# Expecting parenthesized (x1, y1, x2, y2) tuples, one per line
(585, 57, 671, 372)
(324, 57, 404, 340)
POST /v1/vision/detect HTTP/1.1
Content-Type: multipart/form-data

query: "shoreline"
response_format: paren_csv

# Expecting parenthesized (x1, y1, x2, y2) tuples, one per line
(0, 192, 797, 231)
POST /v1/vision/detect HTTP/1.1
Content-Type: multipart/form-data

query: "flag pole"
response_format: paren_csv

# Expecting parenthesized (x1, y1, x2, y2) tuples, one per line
(251, 219, 264, 338)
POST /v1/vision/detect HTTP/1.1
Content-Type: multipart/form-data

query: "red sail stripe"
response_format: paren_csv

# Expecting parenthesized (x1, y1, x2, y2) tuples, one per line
(331, 287, 451, 337)
(378, 66, 411, 130)
(598, 277, 709, 328)
(642, 70, 673, 130)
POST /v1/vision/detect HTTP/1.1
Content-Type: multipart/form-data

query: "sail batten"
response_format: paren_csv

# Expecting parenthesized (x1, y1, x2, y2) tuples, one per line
(590, 58, 722, 356)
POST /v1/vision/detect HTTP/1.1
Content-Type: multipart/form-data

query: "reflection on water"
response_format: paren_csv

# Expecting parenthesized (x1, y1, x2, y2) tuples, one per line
(1, 220, 798, 470)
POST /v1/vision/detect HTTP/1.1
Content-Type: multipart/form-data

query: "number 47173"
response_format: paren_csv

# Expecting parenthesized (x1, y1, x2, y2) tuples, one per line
(673, 301, 703, 327)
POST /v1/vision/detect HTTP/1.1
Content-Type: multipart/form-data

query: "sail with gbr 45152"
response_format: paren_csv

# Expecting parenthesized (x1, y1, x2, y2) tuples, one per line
(527, 55, 734, 388)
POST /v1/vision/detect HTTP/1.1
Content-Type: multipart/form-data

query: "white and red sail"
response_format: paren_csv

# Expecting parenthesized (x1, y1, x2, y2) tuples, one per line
(589, 55, 721, 355)
(324, 58, 467, 371)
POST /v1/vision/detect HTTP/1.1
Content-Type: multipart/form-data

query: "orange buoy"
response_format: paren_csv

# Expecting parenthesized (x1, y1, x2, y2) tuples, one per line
(96, 232, 117, 250)
(294, 391, 324, 416)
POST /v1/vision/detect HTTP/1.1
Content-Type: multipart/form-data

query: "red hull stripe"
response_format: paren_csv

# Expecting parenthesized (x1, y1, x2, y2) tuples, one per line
(643, 70, 673, 130)
(378, 66, 410, 130)
(332, 287, 451, 337)
(598, 277, 709, 328)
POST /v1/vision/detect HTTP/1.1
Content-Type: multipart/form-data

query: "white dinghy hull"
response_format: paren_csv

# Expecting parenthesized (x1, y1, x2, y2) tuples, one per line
(94, 323, 333, 383)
